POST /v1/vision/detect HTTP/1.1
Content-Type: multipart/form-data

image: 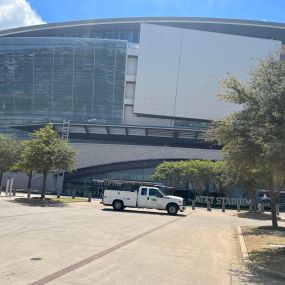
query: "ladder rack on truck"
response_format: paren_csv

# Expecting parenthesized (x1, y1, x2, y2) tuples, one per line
(93, 179, 174, 193)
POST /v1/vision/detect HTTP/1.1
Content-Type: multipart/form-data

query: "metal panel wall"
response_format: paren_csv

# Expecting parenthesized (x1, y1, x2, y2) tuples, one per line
(134, 24, 281, 120)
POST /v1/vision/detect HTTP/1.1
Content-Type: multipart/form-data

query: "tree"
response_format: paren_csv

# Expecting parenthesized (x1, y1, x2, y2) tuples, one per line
(183, 160, 225, 196)
(13, 141, 36, 198)
(152, 160, 225, 196)
(151, 161, 185, 193)
(0, 135, 21, 188)
(222, 160, 263, 211)
(211, 160, 228, 195)
(24, 124, 76, 199)
(208, 53, 285, 229)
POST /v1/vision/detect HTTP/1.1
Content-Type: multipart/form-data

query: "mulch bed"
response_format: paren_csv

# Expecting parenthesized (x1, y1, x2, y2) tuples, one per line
(241, 226, 285, 273)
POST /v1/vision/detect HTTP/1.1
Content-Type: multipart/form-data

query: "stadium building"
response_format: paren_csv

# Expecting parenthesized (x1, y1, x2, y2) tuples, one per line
(0, 17, 284, 196)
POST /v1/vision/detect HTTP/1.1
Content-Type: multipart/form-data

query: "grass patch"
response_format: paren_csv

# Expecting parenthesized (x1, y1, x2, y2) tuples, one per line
(50, 197, 87, 203)
(10, 196, 87, 207)
(11, 197, 65, 207)
(242, 226, 285, 273)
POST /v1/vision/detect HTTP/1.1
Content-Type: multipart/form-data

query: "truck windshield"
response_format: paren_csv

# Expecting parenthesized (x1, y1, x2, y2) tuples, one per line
(157, 188, 166, 196)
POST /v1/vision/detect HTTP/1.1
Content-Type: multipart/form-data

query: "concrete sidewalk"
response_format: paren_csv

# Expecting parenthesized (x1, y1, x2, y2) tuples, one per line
(0, 197, 284, 284)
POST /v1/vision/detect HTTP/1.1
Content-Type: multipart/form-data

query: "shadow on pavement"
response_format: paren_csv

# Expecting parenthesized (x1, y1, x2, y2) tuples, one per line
(102, 208, 186, 217)
(229, 267, 284, 285)
(243, 226, 285, 236)
(237, 212, 284, 221)
(250, 247, 285, 271)
(8, 197, 66, 208)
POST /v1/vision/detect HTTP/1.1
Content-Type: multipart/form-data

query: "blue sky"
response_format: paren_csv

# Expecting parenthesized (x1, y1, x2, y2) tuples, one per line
(29, 0, 285, 24)
(0, 0, 285, 31)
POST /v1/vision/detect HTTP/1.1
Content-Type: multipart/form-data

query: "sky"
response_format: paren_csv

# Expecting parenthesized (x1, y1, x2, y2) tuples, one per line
(0, 0, 285, 31)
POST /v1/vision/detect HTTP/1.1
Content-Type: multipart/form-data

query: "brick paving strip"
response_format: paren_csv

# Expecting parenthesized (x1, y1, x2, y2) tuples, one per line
(30, 216, 183, 285)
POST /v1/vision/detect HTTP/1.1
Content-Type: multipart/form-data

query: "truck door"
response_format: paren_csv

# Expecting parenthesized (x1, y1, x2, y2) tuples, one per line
(147, 188, 164, 209)
(137, 187, 148, 208)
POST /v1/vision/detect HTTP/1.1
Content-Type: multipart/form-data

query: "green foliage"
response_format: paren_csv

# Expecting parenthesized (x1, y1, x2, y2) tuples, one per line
(13, 140, 34, 173)
(20, 124, 77, 198)
(0, 135, 21, 185)
(151, 161, 185, 189)
(28, 124, 76, 174)
(13, 140, 36, 197)
(208, 53, 285, 228)
(152, 160, 225, 195)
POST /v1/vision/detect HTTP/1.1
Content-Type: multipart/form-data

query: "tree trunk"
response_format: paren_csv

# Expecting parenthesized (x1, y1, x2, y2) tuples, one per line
(27, 171, 32, 198)
(41, 172, 48, 199)
(0, 170, 3, 187)
(269, 190, 278, 229)
(0, 170, 3, 195)
(250, 188, 257, 212)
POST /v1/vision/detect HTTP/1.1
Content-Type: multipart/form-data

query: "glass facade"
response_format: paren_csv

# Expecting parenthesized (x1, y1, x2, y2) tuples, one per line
(69, 167, 155, 183)
(0, 37, 127, 128)
(63, 167, 155, 197)
(174, 119, 210, 129)
(8, 28, 140, 44)
(54, 29, 140, 44)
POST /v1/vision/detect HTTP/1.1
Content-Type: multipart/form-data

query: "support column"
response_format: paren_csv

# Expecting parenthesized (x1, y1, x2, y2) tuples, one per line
(5, 178, 10, 196)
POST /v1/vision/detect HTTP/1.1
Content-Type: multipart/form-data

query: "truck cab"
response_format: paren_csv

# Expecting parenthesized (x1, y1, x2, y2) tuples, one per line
(103, 185, 186, 215)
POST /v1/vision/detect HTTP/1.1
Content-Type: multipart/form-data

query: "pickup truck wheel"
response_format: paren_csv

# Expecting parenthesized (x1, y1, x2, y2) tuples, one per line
(113, 200, 124, 211)
(167, 204, 178, 215)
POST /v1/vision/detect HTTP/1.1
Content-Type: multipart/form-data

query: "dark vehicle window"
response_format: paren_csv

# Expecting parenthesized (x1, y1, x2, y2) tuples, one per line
(141, 188, 147, 196)
(149, 188, 162, 197)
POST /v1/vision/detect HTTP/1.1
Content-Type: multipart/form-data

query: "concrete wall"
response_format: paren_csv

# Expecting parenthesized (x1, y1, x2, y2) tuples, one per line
(1, 143, 222, 192)
(72, 143, 222, 169)
(1, 172, 55, 192)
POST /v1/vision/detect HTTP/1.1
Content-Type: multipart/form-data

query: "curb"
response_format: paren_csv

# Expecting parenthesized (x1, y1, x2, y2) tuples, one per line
(237, 226, 285, 280)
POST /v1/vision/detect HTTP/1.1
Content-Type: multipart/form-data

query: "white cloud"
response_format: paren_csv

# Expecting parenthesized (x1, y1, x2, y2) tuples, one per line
(0, 0, 45, 31)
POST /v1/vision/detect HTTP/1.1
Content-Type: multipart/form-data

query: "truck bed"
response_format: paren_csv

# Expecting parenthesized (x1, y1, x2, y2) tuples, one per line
(103, 189, 138, 207)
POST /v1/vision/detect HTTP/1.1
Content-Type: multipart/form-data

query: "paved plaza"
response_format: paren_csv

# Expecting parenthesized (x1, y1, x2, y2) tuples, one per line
(0, 195, 284, 285)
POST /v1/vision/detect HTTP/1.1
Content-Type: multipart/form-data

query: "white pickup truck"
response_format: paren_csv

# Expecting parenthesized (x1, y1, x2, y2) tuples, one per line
(102, 186, 186, 215)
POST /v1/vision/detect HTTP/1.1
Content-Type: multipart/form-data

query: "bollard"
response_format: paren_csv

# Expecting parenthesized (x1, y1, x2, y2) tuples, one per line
(276, 204, 280, 216)
(222, 200, 225, 212)
(56, 185, 61, 198)
(9, 177, 13, 196)
(72, 190, 75, 199)
(12, 188, 16, 196)
(237, 199, 241, 212)
(5, 178, 10, 196)
(249, 203, 253, 213)
(207, 200, 211, 211)
(258, 203, 264, 213)
(88, 192, 91, 202)
(192, 200, 195, 210)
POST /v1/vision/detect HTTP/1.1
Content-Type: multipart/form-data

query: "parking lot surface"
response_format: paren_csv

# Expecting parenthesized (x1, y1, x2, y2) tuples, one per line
(0, 195, 284, 285)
